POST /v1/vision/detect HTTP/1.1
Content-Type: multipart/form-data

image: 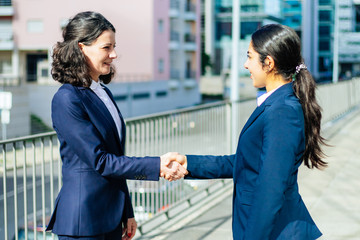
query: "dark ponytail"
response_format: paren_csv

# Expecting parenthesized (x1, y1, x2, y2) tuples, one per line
(293, 69, 327, 168)
(251, 24, 327, 169)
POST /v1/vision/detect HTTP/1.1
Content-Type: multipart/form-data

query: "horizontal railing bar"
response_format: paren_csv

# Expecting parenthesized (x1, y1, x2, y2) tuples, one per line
(0, 131, 56, 144)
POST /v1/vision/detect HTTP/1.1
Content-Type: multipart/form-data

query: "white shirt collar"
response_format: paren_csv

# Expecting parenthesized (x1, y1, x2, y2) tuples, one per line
(257, 85, 282, 106)
(90, 80, 102, 90)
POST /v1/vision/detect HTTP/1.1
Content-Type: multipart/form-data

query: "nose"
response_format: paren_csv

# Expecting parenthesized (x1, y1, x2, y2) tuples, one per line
(110, 48, 117, 59)
(244, 60, 248, 69)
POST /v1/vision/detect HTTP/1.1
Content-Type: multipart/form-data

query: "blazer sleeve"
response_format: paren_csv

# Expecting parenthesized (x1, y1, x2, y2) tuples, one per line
(244, 104, 304, 239)
(52, 88, 160, 181)
(185, 154, 235, 179)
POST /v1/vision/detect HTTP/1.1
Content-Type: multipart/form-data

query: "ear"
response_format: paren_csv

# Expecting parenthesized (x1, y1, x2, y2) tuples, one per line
(264, 56, 275, 72)
(78, 42, 85, 52)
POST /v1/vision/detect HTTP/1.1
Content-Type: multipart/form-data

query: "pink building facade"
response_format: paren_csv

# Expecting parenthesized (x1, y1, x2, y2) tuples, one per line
(0, 0, 201, 85)
(0, 0, 202, 138)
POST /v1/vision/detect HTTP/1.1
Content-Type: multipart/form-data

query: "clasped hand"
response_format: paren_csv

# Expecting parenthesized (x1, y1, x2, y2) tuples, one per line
(160, 152, 187, 181)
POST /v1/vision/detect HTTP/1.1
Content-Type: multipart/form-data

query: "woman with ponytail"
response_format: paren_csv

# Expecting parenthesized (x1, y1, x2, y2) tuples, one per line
(176, 24, 326, 239)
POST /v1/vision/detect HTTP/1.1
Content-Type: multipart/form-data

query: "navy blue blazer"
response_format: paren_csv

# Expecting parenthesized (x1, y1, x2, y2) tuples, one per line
(46, 83, 160, 236)
(186, 83, 322, 240)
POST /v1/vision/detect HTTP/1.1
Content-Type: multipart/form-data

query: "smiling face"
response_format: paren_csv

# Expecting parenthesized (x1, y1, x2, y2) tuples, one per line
(79, 30, 117, 81)
(244, 41, 268, 89)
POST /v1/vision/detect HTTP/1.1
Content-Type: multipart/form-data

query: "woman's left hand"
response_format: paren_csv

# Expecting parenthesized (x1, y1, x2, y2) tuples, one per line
(122, 218, 137, 240)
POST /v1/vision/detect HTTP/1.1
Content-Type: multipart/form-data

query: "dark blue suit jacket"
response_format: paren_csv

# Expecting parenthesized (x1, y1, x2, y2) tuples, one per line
(186, 83, 322, 240)
(46, 83, 160, 236)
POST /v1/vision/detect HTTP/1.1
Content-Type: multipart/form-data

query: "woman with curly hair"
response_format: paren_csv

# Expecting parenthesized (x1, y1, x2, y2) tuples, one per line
(46, 11, 187, 240)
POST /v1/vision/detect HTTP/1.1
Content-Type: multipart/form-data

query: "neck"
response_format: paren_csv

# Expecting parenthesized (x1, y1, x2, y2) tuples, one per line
(265, 74, 290, 92)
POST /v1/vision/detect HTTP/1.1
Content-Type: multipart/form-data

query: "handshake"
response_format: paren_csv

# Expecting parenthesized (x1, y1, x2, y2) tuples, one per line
(160, 152, 188, 181)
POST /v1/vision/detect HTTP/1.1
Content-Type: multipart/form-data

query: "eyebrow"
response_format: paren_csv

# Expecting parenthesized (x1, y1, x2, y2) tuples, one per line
(101, 42, 116, 47)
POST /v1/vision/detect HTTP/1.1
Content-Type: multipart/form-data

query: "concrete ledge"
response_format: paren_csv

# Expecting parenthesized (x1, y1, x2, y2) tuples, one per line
(167, 201, 190, 219)
(189, 189, 208, 205)
(135, 179, 233, 240)
(207, 180, 224, 194)
(139, 212, 168, 235)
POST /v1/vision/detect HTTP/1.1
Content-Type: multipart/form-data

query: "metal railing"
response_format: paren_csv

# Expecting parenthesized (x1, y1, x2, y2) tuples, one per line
(1, 78, 360, 240)
(0, 76, 21, 87)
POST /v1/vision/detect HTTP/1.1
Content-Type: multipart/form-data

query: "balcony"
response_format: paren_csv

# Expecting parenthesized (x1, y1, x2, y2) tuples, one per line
(184, 2, 196, 20)
(169, 0, 180, 18)
(0, 30, 14, 50)
(169, 31, 180, 50)
(170, 68, 180, 80)
(185, 69, 196, 80)
(0, 0, 14, 16)
(184, 33, 197, 51)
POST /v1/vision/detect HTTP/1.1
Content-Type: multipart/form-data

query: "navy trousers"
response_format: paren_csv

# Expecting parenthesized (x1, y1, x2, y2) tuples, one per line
(57, 222, 123, 240)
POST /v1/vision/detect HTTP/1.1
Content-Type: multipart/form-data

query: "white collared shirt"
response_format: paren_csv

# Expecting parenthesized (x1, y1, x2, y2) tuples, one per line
(257, 85, 282, 106)
(90, 80, 122, 139)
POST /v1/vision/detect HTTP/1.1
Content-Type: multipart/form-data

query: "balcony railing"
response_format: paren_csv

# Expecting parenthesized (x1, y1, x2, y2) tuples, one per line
(170, 31, 180, 42)
(170, 69, 180, 79)
(170, 0, 179, 10)
(1, 78, 360, 239)
(185, 69, 196, 79)
(185, 2, 196, 13)
(184, 33, 196, 43)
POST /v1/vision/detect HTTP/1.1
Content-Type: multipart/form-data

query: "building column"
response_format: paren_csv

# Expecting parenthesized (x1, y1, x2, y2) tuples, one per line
(48, 47, 53, 84)
(302, 0, 318, 78)
(12, 47, 19, 84)
(205, 0, 215, 69)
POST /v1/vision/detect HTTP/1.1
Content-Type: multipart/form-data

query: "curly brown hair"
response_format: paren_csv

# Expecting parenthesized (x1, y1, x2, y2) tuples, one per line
(52, 11, 116, 87)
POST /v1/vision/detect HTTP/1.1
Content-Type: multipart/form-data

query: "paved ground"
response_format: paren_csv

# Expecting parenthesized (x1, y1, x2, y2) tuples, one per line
(158, 107, 360, 240)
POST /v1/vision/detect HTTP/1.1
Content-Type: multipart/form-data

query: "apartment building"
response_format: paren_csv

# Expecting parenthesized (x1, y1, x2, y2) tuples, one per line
(203, 0, 284, 76)
(283, 0, 302, 35)
(303, 0, 360, 81)
(0, 0, 201, 138)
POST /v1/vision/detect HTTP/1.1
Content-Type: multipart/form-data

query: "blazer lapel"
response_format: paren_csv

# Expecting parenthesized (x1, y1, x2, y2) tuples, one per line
(77, 87, 124, 153)
(239, 103, 266, 136)
(239, 83, 294, 137)
(102, 85, 126, 148)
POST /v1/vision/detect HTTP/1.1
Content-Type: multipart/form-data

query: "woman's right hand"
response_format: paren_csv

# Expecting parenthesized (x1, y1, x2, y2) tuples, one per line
(160, 152, 188, 181)
(122, 218, 137, 240)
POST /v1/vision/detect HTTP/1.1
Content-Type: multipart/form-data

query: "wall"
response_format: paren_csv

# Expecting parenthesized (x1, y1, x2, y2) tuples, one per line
(27, 81, 201, 127)
(0, 85, 30, 139)
(13, 0, 154, 79)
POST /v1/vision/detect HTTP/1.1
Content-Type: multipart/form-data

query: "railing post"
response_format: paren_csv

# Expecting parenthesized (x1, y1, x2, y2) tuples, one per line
(22, 141, 28, 240)
(226, 102, 232, 154)
(31, 140, 37, 240)
(12, 143, 18, 240)
(2, 143, 8, 240)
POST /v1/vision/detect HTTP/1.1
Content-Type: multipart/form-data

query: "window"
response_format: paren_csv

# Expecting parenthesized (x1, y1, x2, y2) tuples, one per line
(158, 19, 164, 33)
(318, 56, 330, 72)
(27, 20, 44, 33)
(0, 59, 11, 74)
(319, 26, 330, 37)
(319, 10, 331, 22)
(319, 40, 330, 51)
(319, 0, 331, 6)
(158, 59, 164, 73)
(41, 68, 48, 77)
